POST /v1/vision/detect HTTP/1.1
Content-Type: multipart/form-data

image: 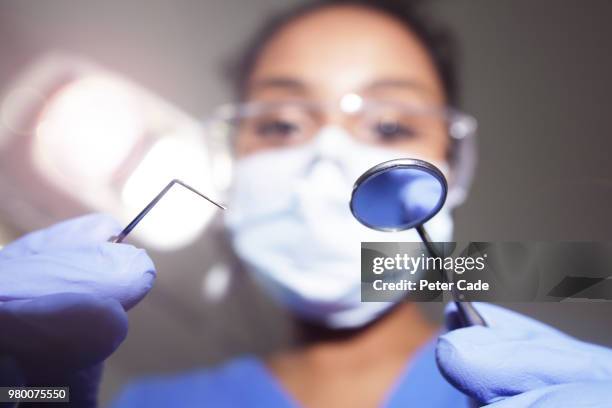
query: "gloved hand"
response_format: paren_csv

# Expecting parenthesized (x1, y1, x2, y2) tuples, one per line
(436, 303, 612, 407)
(0, 213, 156, 406)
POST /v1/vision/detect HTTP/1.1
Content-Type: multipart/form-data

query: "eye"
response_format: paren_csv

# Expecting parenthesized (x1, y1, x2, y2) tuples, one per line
(373, 119, 418, 142)
(255, 119, 300, 139)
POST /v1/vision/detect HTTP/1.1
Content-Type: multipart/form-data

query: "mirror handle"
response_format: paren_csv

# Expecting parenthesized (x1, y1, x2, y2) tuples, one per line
(416, 226, 487, 328)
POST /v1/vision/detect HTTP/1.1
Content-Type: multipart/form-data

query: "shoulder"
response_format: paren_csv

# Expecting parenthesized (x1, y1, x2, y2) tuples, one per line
(110, 356, 265, 408)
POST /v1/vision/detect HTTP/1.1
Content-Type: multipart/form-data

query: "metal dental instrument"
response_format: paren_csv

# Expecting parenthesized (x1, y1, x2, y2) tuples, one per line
(109, 179, 226, 244)
(350, 158, 487, 328)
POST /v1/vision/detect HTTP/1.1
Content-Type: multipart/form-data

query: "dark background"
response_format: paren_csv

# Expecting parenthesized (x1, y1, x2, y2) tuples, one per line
(1, 0, 611, 405)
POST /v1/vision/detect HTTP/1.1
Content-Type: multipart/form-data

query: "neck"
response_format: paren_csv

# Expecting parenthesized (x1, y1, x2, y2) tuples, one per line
(268, 302, 436, 379)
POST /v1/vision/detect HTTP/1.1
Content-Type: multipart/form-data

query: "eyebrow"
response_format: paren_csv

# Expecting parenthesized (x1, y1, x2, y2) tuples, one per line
(248, 76, 432, 97)
(249, 77, 307, 94)
(363, 78, 431, 94)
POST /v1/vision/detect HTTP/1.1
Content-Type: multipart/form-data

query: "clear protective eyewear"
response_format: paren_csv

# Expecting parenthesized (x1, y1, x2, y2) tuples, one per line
(204, 93, 478, 205)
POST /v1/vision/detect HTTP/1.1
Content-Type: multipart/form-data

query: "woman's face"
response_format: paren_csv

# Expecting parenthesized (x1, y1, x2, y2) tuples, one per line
(235, 5, 449, 161)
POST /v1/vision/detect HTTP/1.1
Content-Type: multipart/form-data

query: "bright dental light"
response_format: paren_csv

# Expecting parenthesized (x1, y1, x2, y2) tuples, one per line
(0, 53, 222, 250)
(34, 76, 143, 185)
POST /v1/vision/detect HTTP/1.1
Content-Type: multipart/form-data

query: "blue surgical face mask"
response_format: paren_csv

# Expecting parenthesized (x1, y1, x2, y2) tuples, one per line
(225, 127, 454, 328)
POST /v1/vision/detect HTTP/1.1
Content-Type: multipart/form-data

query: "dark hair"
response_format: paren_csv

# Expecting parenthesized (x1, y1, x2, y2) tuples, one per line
(227, 0, 460, 106)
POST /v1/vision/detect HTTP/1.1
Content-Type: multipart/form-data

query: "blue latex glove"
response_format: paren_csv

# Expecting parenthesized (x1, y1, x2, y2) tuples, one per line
(436, 303, 612, 407)
(0, 214, 156, 406)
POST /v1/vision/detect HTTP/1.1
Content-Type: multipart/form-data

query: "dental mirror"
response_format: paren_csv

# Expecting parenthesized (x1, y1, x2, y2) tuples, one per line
(350, 158, 486, 327)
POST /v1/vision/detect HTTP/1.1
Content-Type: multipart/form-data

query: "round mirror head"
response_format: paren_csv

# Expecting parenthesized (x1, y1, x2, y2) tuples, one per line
(350, 158, 448, 232)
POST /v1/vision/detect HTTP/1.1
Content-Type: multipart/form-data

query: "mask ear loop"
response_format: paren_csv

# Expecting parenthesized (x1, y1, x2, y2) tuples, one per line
(108, 179, 225, 243)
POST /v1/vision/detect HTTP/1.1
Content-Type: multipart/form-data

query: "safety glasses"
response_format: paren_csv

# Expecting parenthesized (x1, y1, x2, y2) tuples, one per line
(204, 93, 478, 205)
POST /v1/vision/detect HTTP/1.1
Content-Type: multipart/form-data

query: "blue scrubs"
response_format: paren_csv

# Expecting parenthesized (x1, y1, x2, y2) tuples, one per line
(111, 339, 467, 407)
